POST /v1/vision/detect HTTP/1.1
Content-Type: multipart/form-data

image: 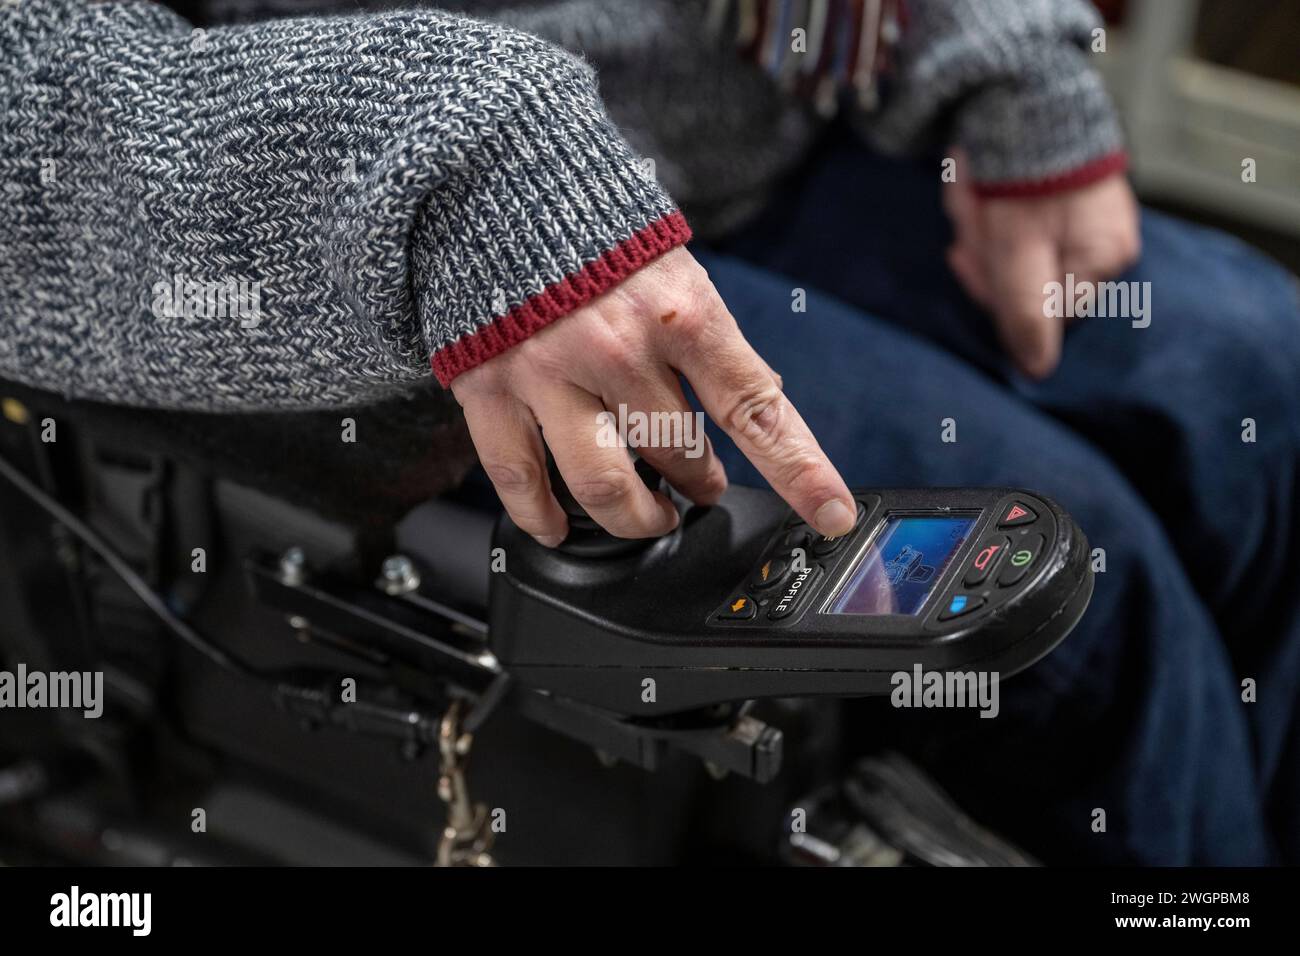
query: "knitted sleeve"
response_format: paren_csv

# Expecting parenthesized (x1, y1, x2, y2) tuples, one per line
(864, 0, 1127, 197)
(0, 0, 690, 410)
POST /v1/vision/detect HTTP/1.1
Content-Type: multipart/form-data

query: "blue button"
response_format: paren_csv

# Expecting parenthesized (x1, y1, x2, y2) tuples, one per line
(939, 593, 985, 621)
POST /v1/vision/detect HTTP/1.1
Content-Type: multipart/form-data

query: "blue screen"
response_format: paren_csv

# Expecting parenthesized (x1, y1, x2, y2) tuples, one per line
(825, 514, 978, 615)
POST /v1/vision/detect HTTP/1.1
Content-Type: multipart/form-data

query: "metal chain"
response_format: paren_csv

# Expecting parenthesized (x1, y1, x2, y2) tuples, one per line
(435, 699, 496, 867)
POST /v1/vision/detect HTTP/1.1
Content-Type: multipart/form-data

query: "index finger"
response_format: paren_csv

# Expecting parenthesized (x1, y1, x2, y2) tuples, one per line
(666, 303, 856, 538)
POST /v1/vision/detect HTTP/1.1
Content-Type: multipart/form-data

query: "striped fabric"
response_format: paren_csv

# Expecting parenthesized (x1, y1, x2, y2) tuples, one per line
(1, 0, 1126, 411)
(714, 0, 905, 113)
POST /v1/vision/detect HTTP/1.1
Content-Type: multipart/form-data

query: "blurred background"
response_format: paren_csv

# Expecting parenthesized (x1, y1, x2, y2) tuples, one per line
(1094, 0, 1300, 269)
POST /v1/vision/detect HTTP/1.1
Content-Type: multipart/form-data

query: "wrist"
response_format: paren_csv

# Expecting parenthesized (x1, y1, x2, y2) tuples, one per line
(430, 211, 691, 386)
(408, 57, 692, 387)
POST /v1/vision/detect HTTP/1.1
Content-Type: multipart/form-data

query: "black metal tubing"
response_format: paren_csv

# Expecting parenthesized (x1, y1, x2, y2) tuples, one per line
(245, 552, 783, 782)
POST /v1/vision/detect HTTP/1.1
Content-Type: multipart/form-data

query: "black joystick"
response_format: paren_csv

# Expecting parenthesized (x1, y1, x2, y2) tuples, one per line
(547, 453, 672, 557)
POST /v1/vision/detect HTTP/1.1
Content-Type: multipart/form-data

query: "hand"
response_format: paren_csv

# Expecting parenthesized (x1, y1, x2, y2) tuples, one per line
(451, 247, 857, 545)
(943, 150, 1141, 379)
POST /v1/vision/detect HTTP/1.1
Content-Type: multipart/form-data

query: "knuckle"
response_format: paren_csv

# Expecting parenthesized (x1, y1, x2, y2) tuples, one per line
(671, 308, 717, 350)
(588, 322, 638, 369)
(483, 457, 543, 497)
(450, 361, 507, 403)
(668, 280, 728, 347)
(726, 383, 787, 453)
(516, 337, 570, 381)
(644, 440, 695, 469)
(651, 446, 712, 487)
(570, 467, 637, 511)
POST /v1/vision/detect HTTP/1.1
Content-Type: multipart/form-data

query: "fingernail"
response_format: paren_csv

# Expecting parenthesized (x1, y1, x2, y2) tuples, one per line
(814, 499, 855, 538)
(534, 534, 565, 548)
(659, 498, 681, 532)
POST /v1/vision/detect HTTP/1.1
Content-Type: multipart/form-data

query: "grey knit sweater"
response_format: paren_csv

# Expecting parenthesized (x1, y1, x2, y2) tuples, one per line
(2, 0, 1124, 411)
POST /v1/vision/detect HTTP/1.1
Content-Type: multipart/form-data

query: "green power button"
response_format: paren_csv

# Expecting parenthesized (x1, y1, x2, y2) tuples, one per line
(998, 534, 1044, 587)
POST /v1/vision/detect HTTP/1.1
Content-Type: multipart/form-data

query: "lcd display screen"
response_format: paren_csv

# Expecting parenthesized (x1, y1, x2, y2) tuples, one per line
(824, 514, 978, 615)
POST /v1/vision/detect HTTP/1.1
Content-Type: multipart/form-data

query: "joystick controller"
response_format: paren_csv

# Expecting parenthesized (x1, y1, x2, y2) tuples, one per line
(547, 453, 672, 557)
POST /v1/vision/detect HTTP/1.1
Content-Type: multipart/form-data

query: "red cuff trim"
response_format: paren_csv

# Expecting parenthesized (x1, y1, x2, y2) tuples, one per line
(972, 151, 1128, 199)
(431, 210, 692, 387)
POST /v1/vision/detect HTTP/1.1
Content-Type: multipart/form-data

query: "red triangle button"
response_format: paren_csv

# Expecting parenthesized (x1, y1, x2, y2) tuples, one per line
(1000, 502, 1036, 527)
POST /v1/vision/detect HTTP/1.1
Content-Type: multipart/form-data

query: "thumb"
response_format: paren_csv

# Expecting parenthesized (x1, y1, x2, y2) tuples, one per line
(987, 237, 1064, 379)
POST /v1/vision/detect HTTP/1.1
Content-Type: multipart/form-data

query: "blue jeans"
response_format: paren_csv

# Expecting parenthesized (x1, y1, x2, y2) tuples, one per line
(696, 134, 1300, 865)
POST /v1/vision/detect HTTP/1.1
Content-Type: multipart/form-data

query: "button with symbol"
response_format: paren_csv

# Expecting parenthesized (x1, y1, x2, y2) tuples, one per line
(768, 565, 819, 621)
(750, 556, 789, 591)
(812, 533, 847, 557)
(963, 536, 1009, 586)
(998, 534, 1044, 587)
(939, 593, 985, 620)
(717, 594, 757, 621)
(811, 501, 866, 557)
(998, 501, 1037, 528)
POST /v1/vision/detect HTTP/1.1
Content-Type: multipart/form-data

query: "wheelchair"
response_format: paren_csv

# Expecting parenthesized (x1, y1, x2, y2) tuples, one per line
(0, 379, 1084, 866)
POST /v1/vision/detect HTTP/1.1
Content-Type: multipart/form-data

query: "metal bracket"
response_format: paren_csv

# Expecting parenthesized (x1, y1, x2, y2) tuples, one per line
(246, 552, 784, 783)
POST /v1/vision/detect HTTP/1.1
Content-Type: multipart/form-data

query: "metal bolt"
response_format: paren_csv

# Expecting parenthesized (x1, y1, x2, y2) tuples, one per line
(279, 546, 306, 586)
(379, 554, 420, 594)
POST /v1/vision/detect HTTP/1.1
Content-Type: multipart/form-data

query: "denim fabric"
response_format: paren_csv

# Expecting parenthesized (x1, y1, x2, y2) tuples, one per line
(695, 135, 1300, 865)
